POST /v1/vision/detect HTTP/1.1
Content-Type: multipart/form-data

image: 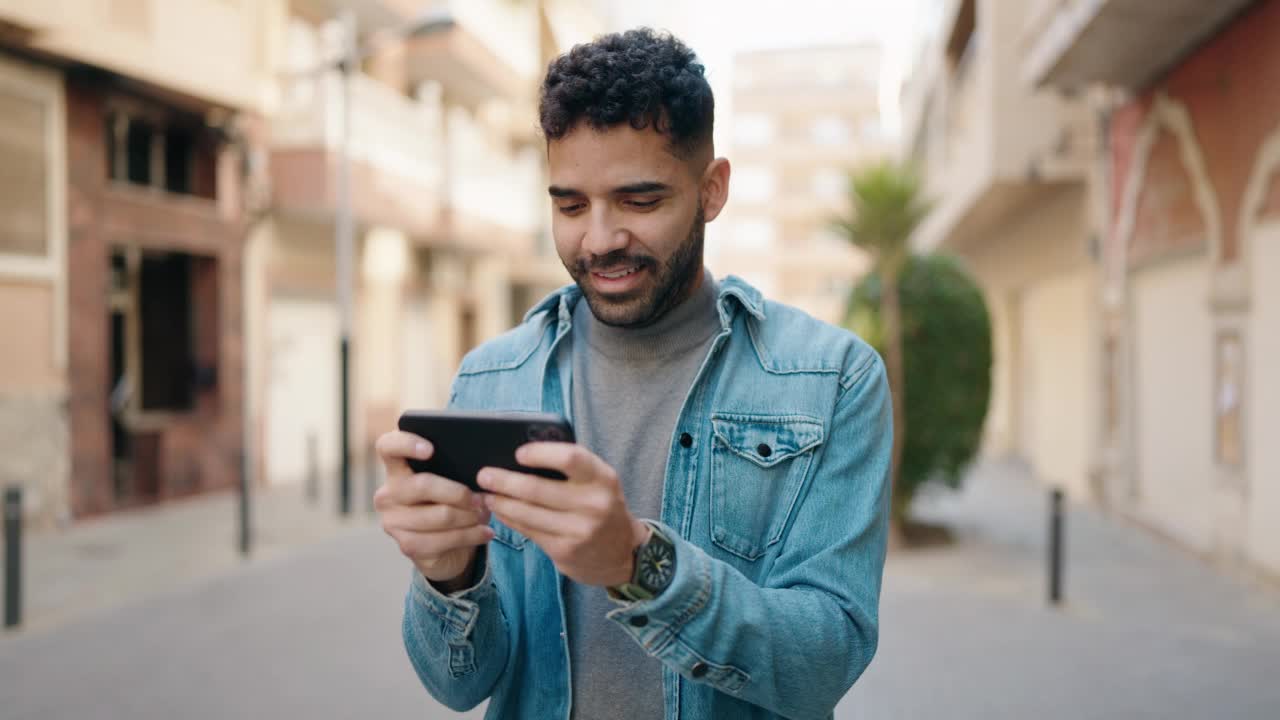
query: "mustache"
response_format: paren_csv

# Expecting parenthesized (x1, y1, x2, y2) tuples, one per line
(576, 251, 658, 274)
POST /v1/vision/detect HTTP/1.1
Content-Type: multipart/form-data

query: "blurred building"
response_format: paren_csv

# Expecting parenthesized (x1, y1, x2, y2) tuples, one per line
(903, 0, 1280, 580)
(0, 0, 280, 524)
(716, 44, 887, 326)
(900, 0, 1099, 502)
(0, 0, 603, 524)
(248, 0, 595, 494)
(1027, 0, 1279, 577)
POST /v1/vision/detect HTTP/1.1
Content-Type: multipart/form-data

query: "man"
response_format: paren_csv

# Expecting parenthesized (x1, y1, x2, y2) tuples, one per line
(375, 28, 891, 720)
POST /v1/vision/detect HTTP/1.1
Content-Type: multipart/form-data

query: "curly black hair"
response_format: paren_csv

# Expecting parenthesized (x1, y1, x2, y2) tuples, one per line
(539, 28, 714, 159)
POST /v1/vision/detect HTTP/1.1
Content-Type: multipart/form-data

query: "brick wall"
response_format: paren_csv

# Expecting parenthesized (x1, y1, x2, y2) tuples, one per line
(65, 75, 246, 517)
(1110, 0, 1280, 264)
(1130, 129, 1207, 266)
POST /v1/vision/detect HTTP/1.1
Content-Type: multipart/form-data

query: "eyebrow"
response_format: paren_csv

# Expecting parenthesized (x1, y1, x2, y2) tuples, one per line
(547, 181, 672, 198)
(612, 181, 670, 195)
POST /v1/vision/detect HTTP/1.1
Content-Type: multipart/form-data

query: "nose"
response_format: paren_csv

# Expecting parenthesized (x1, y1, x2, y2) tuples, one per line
(582, 207, 630, 258)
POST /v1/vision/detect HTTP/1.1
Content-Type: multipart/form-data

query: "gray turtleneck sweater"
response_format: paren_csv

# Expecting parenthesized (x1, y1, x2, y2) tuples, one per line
(566, 269, 721, 720)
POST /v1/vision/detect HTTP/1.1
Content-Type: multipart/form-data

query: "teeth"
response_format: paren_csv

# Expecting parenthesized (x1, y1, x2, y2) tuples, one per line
(599, 267, 639, 279)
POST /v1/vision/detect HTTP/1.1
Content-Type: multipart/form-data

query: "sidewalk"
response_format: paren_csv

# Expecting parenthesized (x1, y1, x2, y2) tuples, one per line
(839, 459, 1280, 719)
(3, 480, 376, 636)
(3, 460, 1279, 718)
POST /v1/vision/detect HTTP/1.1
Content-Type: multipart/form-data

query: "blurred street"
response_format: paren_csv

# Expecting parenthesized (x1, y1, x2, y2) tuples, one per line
(3, 0, 1280, 717)
(7, 482, 362, 635)
(4, 461, 1278, 720)
(841, 461, 1280, 719)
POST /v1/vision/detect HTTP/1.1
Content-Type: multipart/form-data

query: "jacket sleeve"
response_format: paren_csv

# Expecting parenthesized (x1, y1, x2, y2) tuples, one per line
(605, 353, 892, 719)
(401, 545, 510, 712)
(400, 376, 511, 711)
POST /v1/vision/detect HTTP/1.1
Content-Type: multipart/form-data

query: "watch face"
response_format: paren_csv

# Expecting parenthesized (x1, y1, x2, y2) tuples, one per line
(637, 536, 675, 591)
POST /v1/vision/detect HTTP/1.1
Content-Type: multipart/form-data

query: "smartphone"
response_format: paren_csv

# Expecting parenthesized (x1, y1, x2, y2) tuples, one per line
(397, 410, 576, 492)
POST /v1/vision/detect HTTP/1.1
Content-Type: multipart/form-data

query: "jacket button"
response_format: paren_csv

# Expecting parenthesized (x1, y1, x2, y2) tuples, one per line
(629, 615, 649, 627)
(757, 443, 772, 458)
(679, 433, 693, 448)
(690, 662, 708, 678)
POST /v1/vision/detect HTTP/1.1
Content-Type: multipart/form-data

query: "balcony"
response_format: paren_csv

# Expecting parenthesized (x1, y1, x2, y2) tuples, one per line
(270, 71, 443, 234)
(909, 0, 1093, 253)
(1023, 0, 1258, 91)
(433, 107, 543, 253)
(0, 0, 276, 111)
(404, 0, 539, 110)
(288, 0, 422, 29)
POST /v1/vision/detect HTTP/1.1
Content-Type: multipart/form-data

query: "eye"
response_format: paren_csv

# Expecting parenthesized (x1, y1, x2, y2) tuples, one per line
(625, 198, 661, 210)
(557, 202, 586, 216)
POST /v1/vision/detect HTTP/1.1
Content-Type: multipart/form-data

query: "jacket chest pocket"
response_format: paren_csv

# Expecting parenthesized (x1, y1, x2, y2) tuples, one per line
(709, 413, 824, 561)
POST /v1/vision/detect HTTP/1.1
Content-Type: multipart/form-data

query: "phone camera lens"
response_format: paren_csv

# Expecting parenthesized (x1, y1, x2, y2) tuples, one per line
(527, 425, 562, 442)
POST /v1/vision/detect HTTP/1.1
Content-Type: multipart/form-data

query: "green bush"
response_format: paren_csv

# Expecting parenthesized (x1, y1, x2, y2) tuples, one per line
(846, 254, 993, 518)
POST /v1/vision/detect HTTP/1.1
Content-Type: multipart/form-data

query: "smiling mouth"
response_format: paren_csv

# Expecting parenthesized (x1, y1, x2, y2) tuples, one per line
(595, 266, 642, 280)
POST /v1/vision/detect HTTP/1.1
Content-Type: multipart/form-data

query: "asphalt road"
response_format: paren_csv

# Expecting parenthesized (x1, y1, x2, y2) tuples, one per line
(4, 465, 1279, 719)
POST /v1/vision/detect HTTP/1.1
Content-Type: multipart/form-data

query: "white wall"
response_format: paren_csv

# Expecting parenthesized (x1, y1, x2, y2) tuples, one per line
(400, 297, 446, 412)
(983, 287, 1016, 456)
(1018, 265, 1099, 498)
(265, 296, 340, 487)
(360, 227, 410, 410)
(1248, 222, 1280, 575)
(447, 107, 541, 234)
(1130, 256, 1214, 552)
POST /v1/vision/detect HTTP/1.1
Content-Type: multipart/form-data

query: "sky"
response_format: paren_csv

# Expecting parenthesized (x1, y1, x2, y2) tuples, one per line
(600, 0, 929, 141)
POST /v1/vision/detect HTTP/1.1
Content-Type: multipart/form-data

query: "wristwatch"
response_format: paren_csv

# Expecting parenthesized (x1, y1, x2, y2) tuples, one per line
(608, 521, 676, 602)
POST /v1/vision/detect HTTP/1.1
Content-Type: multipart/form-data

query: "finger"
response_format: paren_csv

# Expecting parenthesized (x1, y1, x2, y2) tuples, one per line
(390, 472, 475, 509)
(516, 443, 613, 485)
(384, 503, 490, 534)
(476, 466, 575, 510)
(485, 493, 580, 537)
(399, 524, 495, 558)
(377, 431, 433, 471)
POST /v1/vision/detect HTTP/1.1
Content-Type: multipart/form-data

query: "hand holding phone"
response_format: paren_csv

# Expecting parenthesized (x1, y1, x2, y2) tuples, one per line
(373, 430, 495, 590)
(396, 411, 577, 492)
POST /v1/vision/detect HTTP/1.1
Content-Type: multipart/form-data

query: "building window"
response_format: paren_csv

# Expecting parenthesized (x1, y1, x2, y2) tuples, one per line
(812, 227, 849, 251)
(106, 109, 217, 200)
(1103, 336, 1120, 434)
(734, 113, 775, 147)
(139, 253, 194, 411)
(164, 127, 195, 195)
(734, 165, 777, 203)
(0, 87, 49, 258)
(1215, 331, 1243, 468)
(810, 116, 849, 146)
(735, 219, 776, 251)
(812, 168, 846, 201)
(860, 117, 885, 144)
(124, 117, 154, 186)
(110, 250, 219, 414)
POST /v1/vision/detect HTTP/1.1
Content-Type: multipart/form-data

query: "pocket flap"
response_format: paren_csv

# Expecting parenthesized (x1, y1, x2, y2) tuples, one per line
(710, 414, 824, 468)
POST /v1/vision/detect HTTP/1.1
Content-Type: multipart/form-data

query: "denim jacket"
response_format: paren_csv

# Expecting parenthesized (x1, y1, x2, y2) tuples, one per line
(402, 276, 892, 720)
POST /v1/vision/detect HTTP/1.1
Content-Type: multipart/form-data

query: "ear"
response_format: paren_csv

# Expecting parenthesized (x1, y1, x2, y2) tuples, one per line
(699, 157, 731, 222)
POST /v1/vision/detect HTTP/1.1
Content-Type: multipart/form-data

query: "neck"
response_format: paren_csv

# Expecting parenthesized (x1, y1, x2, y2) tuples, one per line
(575, 268, 719, 362)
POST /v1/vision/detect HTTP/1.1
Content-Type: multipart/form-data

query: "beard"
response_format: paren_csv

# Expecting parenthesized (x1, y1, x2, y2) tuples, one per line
(568, 204, 706, 329)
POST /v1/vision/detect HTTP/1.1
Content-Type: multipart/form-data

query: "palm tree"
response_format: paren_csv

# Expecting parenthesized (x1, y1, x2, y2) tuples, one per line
(832, 161, 931, 500)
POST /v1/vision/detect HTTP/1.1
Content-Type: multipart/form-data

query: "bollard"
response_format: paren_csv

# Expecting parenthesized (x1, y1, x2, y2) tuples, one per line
(366, 442, 378, 515)
(1048, 487, 1064, 606)
(306, 431, 319, 505)
(239, 450, 251, 557)
(340, 340, 352, 517)
(4, 486, 21, 628)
